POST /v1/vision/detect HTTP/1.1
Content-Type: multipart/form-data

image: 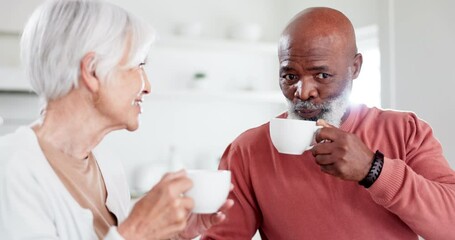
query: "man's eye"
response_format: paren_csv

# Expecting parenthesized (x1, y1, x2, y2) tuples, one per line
(315, 73, 330, 79)
(139, 62, 146, 68)
(283, 74, 298, 81)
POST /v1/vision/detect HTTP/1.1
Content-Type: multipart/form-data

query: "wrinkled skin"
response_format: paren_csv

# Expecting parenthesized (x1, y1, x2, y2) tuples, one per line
(118, 170, 234, 240)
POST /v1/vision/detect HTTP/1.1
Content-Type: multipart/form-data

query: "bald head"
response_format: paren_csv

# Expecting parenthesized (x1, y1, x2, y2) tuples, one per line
(277, 7, 363, 125)
(280, 7, 358, 57)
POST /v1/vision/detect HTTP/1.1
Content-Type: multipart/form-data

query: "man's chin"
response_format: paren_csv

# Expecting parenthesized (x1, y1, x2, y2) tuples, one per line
(295, 109, 323, 121)
(288, 110, 318, 121)
(287, 109, 343, 127)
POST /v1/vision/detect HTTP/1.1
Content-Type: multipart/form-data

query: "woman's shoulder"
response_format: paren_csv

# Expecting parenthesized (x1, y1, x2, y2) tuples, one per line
(0, 126, 47, 180)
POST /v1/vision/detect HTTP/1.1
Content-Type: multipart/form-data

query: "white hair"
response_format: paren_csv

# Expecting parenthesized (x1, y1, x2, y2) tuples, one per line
(287, 81, 352, 127)
(21, 0, 155, 102)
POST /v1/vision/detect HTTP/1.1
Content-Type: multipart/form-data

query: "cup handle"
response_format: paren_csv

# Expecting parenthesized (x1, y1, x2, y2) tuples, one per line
(305, 126, 323, 151)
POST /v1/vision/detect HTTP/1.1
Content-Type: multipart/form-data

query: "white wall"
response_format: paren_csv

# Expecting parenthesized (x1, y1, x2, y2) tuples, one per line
(378, 0, 455, 167)
(0, 0, 42, 32)
(107, 0, 284, 42)
(0, 0, 283, 41)
(278, 0, 378, 30)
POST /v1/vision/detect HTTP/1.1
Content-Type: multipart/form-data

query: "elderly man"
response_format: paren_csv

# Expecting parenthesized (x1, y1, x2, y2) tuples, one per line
(203, 7, 455, 240)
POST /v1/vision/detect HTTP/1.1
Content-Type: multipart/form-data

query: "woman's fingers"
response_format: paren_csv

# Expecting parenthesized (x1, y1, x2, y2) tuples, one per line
(161, 169, 187, 181)
(217, 199, 234, 213)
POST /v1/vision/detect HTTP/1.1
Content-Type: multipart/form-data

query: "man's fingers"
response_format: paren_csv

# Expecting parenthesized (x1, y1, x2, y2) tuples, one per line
(314, 154, 335, 166)
(315, 127, 341, 143)
(311, 141, 335, 156)
(316, 119, 334, 128)
(319, 163, 337, 175)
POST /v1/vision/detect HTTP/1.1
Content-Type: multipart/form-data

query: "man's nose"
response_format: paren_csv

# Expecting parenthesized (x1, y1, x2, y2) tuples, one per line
(295, 77, 318, 100)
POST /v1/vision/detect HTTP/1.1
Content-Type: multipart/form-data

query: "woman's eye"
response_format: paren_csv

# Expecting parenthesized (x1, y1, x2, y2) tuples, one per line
(139, 62, 146, 68)
(315, 73, 330, 79)
(283, 74, 298, 81)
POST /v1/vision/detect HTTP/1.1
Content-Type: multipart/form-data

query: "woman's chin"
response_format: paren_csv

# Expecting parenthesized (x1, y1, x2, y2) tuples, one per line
(125, 123, 140, 132)
(127, 118, 142, 131)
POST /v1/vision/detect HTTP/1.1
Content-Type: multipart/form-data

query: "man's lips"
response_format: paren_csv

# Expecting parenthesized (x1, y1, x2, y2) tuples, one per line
(295, 108, 322, 119)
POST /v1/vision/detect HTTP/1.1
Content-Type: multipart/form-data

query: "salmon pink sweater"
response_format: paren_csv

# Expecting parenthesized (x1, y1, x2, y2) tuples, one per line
(203, 104, 455, 240)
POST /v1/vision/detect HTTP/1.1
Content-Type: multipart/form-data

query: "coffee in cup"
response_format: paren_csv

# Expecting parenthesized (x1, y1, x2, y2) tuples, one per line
(269, 118, 321, 155)
(184, 169, 231, 214)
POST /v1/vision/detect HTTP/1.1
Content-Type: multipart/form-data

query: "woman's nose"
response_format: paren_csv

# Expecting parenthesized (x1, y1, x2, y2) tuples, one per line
(141, 69, 151, 95)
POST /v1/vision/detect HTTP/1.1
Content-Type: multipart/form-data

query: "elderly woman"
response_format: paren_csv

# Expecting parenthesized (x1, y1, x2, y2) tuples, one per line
(0, 0, 233, 239)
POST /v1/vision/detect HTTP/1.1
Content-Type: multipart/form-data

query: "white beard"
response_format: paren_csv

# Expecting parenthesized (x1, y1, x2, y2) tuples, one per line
(287, 82, 352, 127)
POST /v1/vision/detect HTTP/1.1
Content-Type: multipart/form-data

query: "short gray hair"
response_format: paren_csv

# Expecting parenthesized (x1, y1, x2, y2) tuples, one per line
(21, 0, 155, 101)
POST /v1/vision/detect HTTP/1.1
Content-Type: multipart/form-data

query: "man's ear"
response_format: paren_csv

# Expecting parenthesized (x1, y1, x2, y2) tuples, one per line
(351, 53, 363, 79)
(80, 52, 99, 93)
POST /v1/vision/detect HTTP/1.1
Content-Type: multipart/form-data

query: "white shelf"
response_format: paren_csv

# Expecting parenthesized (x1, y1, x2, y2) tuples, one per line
(148, 89, 285, 104)
(153, 37, 277, 55)
(0, 67, 32, 92)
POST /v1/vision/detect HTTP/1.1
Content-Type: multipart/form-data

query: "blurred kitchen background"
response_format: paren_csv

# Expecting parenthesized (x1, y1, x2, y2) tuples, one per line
(1, 0, 454, 202)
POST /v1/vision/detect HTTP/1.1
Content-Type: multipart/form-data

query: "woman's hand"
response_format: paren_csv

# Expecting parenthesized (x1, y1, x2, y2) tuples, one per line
(118, 170, 194, 240)
(175, 198, 235, 239)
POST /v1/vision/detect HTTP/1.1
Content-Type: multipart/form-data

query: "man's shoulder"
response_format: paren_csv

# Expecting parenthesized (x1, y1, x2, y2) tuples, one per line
(232, 121, 270, 147)
(352, 105, 432, 135)
(358, 105, 421, 124)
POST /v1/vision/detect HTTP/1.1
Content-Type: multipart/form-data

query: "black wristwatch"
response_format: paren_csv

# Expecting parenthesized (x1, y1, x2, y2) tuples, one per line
(359, 150, 384, 188)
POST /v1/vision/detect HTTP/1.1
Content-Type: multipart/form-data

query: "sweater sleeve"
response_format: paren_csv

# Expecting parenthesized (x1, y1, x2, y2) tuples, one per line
(0, 160, 59, 239)
(368, 114, 455, 240)
(202, 144, 260, 239)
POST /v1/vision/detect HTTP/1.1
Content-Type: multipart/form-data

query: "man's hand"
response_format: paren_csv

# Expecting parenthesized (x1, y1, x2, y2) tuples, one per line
(311, 119, 375, 181)
(175, 185, 235, 240)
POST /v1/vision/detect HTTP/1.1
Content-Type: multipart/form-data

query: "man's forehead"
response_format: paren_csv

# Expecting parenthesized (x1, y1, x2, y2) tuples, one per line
(279, 32, 346, 59)
(279, 42, 336, 59)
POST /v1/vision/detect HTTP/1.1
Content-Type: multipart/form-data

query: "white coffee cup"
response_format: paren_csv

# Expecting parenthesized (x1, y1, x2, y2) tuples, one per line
(269, 118, 322, 155)
(184, 170, 231, 214)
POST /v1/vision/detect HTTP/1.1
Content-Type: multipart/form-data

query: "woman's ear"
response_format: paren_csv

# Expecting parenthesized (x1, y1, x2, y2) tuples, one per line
(351, 53, 363, 79)
(80, 52, 99, 93)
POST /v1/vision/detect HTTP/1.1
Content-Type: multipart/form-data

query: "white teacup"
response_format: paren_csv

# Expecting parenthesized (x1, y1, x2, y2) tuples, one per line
(184, 170, 231, 214)
(269, 118, 321, 155)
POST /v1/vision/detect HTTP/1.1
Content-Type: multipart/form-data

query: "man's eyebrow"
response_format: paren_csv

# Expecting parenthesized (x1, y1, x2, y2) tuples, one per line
(279, 66, 294, 72)
(305, 66, 329, 72)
